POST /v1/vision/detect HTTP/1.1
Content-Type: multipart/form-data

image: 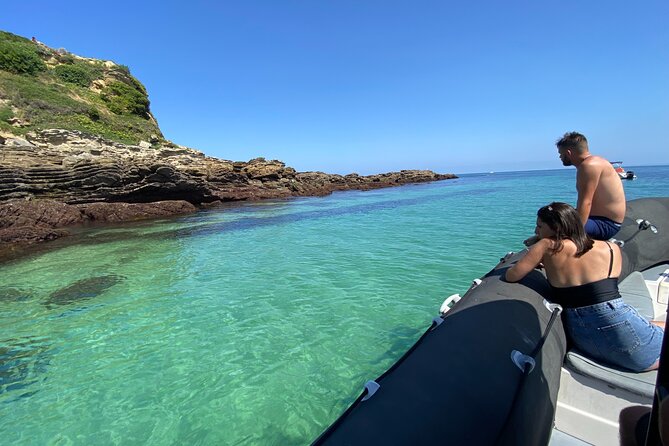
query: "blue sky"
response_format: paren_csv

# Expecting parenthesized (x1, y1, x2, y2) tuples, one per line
(2, 1, 668, 174)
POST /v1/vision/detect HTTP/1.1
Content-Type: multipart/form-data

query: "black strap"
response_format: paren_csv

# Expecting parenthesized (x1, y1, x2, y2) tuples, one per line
(494, 304, 562, 445)
(606, 241, 614, 278)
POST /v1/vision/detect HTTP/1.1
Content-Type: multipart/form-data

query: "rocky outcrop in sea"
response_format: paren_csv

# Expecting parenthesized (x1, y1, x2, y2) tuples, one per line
(0, 129, 456, 256)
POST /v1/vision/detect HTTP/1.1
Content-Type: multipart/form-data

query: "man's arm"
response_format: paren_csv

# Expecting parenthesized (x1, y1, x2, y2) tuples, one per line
(504, 240, 549, 282)
(576, 162, 600, 226)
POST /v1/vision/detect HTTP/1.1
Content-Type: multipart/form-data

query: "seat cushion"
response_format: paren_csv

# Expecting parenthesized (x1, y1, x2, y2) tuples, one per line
(564, 351, 657, 398)
(619, 271, 655, 320)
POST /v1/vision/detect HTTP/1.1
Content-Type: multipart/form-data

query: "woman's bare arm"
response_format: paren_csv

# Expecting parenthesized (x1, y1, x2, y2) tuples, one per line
(504, 239, 550, 282)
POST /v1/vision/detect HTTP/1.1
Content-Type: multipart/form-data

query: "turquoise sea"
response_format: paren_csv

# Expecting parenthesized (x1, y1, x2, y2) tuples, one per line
(1, 165, 668, 445)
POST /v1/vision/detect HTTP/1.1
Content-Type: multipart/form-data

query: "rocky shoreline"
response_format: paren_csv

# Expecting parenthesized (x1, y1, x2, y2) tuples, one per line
(0, 129, 456, 261)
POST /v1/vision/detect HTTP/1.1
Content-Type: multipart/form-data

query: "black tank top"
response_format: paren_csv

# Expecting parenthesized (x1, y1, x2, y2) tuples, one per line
(549, 242, 621, 308)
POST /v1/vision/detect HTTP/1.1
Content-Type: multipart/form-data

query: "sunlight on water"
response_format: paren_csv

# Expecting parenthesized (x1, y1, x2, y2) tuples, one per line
(1, 166, 667, 445)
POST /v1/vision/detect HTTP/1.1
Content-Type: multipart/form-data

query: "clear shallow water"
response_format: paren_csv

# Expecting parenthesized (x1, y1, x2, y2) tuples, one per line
(1, 165, 667, 445)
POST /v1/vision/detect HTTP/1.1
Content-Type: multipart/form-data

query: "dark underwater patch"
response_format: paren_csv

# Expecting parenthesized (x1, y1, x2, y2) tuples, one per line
(0, 287, 32, 302)
(44, 274, 124, 308)
(0, 337, 51, 402)
(52, 303, 105, 319)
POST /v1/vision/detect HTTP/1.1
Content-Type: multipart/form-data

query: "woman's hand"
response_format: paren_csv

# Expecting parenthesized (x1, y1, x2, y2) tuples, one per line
(523, 235, 540, 247)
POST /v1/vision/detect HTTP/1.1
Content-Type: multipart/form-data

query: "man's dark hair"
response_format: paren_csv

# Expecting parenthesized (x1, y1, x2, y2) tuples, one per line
(556, 131, 588, 154)
(538, 202, 594, 257)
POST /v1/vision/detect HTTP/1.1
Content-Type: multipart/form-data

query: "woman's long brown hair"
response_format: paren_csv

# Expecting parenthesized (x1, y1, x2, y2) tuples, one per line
(537, 202, 594, 257)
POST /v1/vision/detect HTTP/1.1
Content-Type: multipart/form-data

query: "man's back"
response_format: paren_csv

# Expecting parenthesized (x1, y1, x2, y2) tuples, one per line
(577, 155, 626, 223)
(556, 131, 626, 240)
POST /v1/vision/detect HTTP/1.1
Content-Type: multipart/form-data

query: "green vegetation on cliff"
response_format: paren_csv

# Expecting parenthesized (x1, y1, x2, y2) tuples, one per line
(0, 31, 162, 144)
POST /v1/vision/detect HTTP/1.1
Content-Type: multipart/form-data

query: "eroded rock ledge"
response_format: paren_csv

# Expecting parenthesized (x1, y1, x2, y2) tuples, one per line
(0, 199, 196, 241)
(0, 129, 456, 255)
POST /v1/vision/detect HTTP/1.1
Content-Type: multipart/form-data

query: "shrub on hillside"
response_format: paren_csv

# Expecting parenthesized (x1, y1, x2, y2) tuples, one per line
(0, 31, 31, 44)
(108, 65, 147, 95)
(0, 105, 13, 122)
(53, 63, 103, 87)
(101, 81, 150, 118)
(56, 53, 77, 65)
(87, 107, 101, 121)
(0, 40, 46, 75)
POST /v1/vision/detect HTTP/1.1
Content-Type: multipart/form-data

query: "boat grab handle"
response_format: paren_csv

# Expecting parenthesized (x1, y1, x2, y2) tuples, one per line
(361, 380, 380, 401)
(510, 350, 536, 374)
(543, 300, 563, 315)
(510, 302, 562, 374)
(636, 219, 658, 234)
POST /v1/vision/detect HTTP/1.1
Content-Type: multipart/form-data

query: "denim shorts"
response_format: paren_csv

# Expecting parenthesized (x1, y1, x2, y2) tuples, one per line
(563, 298, 663, 372)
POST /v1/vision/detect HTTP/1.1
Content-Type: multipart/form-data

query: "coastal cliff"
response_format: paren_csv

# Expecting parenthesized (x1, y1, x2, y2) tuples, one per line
(0, 31, 456, 255)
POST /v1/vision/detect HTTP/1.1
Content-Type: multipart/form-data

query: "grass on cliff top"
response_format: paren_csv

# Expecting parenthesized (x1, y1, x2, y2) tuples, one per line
(0, 30, 162, 145)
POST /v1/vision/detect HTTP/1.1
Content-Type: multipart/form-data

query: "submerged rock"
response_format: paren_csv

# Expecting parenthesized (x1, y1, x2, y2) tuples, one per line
(0, 336, 51, 401)
(0, 287, 31, 302)
(45, 274, 124, 308)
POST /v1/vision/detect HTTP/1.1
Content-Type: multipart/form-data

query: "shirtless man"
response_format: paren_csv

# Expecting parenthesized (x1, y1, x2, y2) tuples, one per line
(556, 132, 626, 240)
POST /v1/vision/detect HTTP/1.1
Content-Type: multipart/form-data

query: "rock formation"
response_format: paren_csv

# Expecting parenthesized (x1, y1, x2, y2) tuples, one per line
(0, 30, 457, 260)
(0, 129, 456, 257)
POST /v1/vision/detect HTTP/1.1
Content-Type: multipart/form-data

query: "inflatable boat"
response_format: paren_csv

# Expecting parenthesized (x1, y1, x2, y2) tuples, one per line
(312, 197, 669, 445)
